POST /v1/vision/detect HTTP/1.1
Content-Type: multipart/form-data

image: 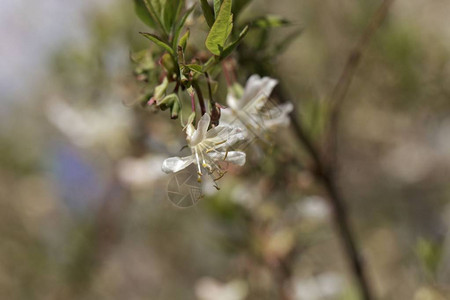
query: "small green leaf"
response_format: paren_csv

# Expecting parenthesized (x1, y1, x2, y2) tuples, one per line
(185, 64, 203, 74)
(149, 0, 162, 14)
(170, 0, 184, 33)
(213, 0, 223, 17)
(161, 0, 179, 32)
(134, 0, 156, 28)
(252, 15, 291, 28)
(205, 0, 233, 56)
(140, 32, 175, 56)
(219, 25, 249, 59)
(178, 29, 190, 51)
(143, 0, 168, 35)
(173, 4, 196, 49)
(200, 0, 215, 28)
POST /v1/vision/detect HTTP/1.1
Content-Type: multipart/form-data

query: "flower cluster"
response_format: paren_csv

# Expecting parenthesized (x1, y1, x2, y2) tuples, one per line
(132, 0, 294, 185)
(161, 75, 292, 183)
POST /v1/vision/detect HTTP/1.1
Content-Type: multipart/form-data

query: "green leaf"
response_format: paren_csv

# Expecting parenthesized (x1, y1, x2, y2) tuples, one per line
(134, 0, 156, 28)
(205, 0, 233, 56)
(161, 0, 179, 32)
(142, 0, 167, 35)
(170, 0, 184, 33)
(252, 15, 291, 28)
(219, 25, 249, 59)
(200, 0, 215, 28)
(178, 29, 190, 51)
(213, 0, 223, 17)
(140, 32, 175, 56)
(142, 0, 179, 34)
(173, 4, 196, 49)
(149, 0, 162, 15)
(185, 64, 203, 74)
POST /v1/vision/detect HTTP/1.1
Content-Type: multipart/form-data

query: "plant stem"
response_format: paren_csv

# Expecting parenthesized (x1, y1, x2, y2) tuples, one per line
(289, 108, 374, 300)
(192, 81, 206, 115)
(287, 1, 395, 299)
(327, 0, 395, 166)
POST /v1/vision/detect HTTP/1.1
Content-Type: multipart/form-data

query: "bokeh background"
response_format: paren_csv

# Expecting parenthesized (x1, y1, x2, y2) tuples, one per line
(1, 0, 450, 299)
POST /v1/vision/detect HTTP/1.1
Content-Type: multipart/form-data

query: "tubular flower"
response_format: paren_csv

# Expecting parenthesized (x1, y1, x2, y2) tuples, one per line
(162, 113, 246, 181)
(221, 75, 293, 139)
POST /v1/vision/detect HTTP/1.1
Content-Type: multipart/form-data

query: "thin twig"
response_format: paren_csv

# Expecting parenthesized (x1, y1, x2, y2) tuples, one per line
(327, 0, 395, 166)
(286, 1, 395, 299)
(289, 96, 375, 300)
(192, 81, 206, 115)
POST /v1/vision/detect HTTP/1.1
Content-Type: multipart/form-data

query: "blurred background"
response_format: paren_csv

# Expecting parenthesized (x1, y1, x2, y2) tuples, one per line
(1, 0, 450, 299)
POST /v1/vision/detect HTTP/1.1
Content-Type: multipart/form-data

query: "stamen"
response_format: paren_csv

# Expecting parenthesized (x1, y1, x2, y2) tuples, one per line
(215, 140, 227, 146)
(223, 150, 229, 160)
(195, 149, 202, 174)
(214, 171, 227, 182)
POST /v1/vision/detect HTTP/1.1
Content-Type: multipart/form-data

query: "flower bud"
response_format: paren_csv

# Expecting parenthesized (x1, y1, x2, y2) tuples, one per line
(170, 98, 181, 119)
(153, 77, 169, 102)
(157, 93, 178, 111)
(161, 53, 176, 76)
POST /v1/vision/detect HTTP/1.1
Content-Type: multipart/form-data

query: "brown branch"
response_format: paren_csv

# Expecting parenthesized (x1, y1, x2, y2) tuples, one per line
(290, 103, 375, 300)
(285, 2, 395, 299)
(327, 0, 395, 166)
(192, 81, 206, 115)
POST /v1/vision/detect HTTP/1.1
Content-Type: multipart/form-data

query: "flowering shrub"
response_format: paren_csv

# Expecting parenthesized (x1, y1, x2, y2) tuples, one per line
(133, 0, 293, 186)
(131, 1, 396, 299)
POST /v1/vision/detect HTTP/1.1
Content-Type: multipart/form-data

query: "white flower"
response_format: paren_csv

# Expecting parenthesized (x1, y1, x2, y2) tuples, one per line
(221, 75, 293, 139)
(162, 113, 246, 181)
(196, 277, 248, 300)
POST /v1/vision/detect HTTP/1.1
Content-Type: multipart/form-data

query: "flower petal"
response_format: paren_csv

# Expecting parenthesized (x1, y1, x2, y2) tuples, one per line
(226, 93, 240, 110)
(208, 151, 246, 166)
(190, 113, 210, 146)
(161, 156, 194, 173)
(206, 125, 246, 148)
(242, 75, 278, 107)
(263, 102, 293, 128)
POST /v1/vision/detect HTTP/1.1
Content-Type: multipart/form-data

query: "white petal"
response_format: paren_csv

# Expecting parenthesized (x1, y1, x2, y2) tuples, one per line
(209, 151, 246, 166)
(242, 75, 278, 106)
(206, 125, 246, 148)
(186, 124, 195, 139)
(281, 102, 294, 113)
(190, 113, 210, 146)
(161, 156, 194, 173)
(218, 108, 235, 125)
(218, 109, 248, 134)
(226, 94, 240, 110)
(263, 102, 294, 128)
